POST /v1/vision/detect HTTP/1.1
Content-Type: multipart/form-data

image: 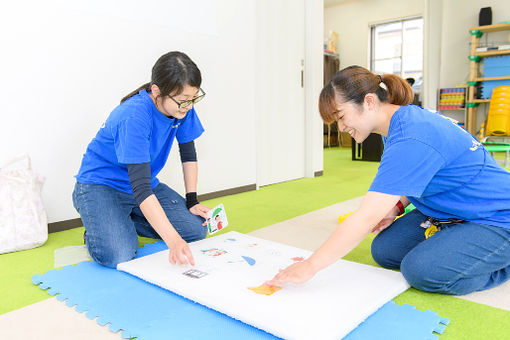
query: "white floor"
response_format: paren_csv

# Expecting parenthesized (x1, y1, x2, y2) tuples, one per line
(0, 298, 122, 340)
(1, 196, 509, 340)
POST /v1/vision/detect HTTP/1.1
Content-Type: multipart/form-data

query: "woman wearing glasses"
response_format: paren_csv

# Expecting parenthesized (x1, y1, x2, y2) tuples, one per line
(73, 51, 208, 268)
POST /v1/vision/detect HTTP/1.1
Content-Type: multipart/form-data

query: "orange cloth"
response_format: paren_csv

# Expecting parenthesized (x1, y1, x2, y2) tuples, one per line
(248, 284, 282, 296)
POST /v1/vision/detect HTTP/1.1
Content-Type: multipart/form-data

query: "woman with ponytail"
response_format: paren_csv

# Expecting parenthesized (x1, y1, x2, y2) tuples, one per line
(73, 51, 209, 268)
(268, 65, 510, 295)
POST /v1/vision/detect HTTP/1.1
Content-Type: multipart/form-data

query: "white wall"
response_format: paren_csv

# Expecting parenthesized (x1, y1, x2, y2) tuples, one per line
(422, 0, 442, 111)
(0, 0, 257, 223)
(0, 0, 324, 224)
(324, 0, 424, 70)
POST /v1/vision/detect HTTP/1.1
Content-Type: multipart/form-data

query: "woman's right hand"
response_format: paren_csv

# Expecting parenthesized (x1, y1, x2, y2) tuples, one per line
(265, 260, 317, 286)
(168, 237, 195, 266)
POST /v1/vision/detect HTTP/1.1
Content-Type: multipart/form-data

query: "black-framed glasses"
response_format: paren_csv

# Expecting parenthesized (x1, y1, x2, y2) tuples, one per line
(167, 88, 206, 109)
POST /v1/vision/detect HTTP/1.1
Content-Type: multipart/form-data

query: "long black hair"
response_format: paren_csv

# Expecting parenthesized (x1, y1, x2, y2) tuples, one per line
(121, 51, 202, 103)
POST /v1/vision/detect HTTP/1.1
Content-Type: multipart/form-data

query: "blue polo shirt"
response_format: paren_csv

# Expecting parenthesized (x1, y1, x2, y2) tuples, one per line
(76, 90, 204, 193)
(369, 105, 510, 229)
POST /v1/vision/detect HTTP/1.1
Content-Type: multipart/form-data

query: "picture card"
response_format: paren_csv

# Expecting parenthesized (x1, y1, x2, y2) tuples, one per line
(206, 204, 228, 234)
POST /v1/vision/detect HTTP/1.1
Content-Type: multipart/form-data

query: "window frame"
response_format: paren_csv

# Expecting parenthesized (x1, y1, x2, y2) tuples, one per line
(369, 16, 424, 79)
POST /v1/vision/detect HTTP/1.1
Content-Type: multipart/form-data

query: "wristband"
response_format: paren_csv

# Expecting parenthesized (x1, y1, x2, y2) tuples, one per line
(396, 200, 405, 216)
(186, 192, 199, 209)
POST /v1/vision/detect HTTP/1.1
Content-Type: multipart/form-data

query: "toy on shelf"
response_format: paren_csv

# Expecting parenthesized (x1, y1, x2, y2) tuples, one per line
(324, 30, 339, 55)
(438, 87, 467, 110)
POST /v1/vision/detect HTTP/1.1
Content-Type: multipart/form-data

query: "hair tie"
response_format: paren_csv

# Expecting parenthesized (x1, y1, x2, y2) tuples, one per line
(378, 75, 387, 90)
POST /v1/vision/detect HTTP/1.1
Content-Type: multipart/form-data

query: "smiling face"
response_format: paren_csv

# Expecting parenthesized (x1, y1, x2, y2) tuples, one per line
(334, 95, 377, 143)
(150, 84, 200, 119)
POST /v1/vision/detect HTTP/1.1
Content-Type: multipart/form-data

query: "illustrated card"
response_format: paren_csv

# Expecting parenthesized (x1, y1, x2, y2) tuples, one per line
(206, 204, 228, 234)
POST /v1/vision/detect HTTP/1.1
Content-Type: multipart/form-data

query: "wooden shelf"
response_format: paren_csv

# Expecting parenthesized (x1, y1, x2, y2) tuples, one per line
(469, 99, 491, 103)
(469, 23, 510, 33)
(474, 49, 510, 57)
(324, 51, 340, 58)
(467, 23, 510, 135)
(475, 76, 510, 81)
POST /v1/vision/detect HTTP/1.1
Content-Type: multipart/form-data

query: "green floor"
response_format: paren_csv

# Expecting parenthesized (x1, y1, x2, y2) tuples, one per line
(1, 147, 509, 339)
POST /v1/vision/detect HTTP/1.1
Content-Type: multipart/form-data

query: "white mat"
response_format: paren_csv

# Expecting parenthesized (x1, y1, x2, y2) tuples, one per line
(54, 245, 92, 268)
(118, 231, 409, 340)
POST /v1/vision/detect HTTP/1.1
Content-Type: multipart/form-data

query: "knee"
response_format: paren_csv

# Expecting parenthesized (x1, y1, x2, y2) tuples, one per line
(371, 233, 399, 269)
(87, 239, 138, 268)
(400, 254, 431, 291)
(400, 253, 467, 295)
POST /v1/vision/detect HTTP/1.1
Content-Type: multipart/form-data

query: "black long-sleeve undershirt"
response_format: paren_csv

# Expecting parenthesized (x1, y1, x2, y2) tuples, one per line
(127, 141, 197, 205)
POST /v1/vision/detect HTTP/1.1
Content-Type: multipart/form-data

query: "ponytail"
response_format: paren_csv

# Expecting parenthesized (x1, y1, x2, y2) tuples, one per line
(121, 82, 151, 104)
(318, 65, 414, 122)
(380, 74, 414, 106)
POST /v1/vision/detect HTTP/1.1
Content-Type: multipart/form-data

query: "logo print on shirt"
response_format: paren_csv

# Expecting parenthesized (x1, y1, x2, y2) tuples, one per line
(469, 140, 481, 151)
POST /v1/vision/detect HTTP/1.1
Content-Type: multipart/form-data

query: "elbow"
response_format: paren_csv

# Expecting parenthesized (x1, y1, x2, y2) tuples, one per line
(344, 211, 377, 234)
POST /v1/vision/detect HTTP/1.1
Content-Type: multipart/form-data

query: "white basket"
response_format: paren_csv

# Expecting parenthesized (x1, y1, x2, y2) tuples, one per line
(0, 154, 48, 254)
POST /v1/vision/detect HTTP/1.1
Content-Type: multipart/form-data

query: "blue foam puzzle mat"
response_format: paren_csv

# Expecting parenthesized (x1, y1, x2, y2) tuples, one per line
(481, 56, 510, 98)
(481, 80, 510, 99)
(344, 301, 450, 340)
(483, 55, 510, 78)
(32, 241, 450, 340)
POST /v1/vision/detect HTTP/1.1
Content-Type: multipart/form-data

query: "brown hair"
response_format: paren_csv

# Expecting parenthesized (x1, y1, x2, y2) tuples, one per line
(319, 65, 414, 123)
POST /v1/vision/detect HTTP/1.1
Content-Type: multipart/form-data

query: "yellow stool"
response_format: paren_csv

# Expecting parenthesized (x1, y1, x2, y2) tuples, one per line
(486, 86, 510, 136)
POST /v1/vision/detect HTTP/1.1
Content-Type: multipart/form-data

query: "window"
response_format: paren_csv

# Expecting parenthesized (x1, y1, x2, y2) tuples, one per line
(370, 17, 423, 82)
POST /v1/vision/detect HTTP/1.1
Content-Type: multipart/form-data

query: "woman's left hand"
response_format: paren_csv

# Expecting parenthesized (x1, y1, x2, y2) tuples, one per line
(265, 260, 317, 286)
(371, 205, 400, 234)
(189, 203, 210, 225)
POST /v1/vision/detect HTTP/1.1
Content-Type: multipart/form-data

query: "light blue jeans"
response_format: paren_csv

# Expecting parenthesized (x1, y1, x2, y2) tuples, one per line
(72, 182, 207, 268)
(371, 209, 510, 295)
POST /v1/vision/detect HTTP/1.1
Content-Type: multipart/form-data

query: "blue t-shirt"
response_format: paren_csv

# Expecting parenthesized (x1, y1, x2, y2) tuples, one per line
(369, 105, 510, 229)
(76, 90, 204, 193)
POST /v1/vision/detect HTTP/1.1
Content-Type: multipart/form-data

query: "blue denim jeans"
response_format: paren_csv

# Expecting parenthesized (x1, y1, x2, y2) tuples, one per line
(72, 182, 207, 268)
(371, 209, 510, 295)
